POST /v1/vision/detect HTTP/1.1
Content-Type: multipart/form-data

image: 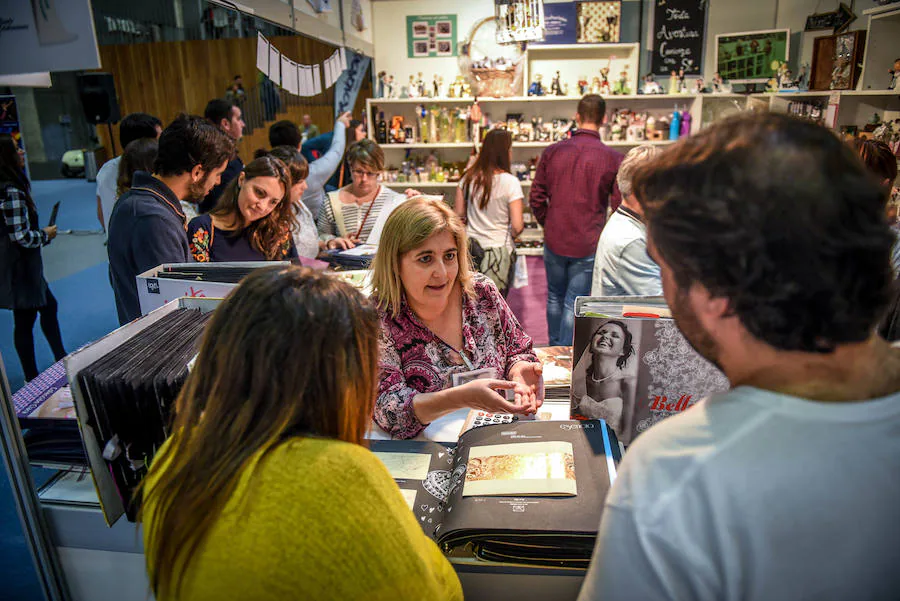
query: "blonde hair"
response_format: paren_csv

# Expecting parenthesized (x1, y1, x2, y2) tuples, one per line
(617, 144, 662, 198)
(371, 197, 474, 317)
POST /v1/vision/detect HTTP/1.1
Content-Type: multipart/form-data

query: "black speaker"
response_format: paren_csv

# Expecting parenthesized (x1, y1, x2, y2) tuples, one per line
(77, 73, 121, 124)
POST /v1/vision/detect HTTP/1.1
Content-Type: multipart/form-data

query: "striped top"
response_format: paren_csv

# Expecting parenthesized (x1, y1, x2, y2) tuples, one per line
(316, 185, 402, 244)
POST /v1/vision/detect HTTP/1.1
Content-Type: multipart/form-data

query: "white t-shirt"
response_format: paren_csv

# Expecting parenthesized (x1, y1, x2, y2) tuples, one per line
(96, 155, 121, 231)
(460, 172, 523, 250)
(578, 385, 900, 601)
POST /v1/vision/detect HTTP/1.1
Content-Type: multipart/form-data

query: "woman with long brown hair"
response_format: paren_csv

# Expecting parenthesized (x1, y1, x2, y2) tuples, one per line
(454, 128, 525, 296)
(187, 155, 296, 261)
(140, 266, 462, 600)
(0, 134, 66, 382)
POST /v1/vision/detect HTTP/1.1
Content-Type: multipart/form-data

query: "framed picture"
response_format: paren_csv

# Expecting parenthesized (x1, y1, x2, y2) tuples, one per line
(576, 1, 621, 43)
(810, 30, 866, 91)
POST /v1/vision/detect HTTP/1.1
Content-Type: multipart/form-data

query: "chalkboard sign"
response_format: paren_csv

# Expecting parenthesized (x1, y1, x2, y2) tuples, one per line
(650, 0, 706, 76)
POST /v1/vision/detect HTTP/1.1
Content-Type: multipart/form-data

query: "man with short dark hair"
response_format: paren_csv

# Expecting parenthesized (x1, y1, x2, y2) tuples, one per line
(96, 112, 162, 232)
(108, 115, 234, 325)
(578, 112, 900, 600)
(198, 98, 245, 213)
(529, 94, 622, 345)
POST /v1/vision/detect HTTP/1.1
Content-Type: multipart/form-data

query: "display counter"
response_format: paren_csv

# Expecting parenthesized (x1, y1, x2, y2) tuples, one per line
(37, 400, 592, 601)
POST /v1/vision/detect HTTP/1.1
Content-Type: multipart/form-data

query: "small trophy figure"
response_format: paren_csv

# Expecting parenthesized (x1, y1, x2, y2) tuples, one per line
(550, 71, 564, 96)
(407, 75, 419, 99)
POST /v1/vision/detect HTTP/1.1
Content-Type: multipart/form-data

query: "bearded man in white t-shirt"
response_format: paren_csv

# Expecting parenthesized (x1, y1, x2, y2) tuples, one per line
(578, 112, 900, 601)
(95, 112, 162, 234)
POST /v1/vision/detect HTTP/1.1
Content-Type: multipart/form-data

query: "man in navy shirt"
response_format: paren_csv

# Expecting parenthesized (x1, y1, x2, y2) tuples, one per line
(108, 114, 233, 324)
(529, 94, 623, 346)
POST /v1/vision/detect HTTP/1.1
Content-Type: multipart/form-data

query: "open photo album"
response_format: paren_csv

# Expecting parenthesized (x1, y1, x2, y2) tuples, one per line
(371, 419, 620, 568)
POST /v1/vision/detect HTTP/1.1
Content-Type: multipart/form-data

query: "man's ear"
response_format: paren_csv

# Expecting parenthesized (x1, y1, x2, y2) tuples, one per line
(190, 164, 205, 182)
(689, 283, 731, 328)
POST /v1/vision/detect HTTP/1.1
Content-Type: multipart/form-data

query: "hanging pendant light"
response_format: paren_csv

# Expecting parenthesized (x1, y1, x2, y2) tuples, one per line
(495, 0, 545, 44)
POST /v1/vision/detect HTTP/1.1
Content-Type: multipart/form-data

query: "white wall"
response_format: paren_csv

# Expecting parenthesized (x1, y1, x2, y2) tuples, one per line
(373, 0, 887, 86)
(701, 0, 883, 81)
(373, 0, 493, 92)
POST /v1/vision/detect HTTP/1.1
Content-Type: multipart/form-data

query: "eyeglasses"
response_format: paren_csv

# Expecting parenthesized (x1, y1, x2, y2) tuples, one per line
(351, 169, 378, 179)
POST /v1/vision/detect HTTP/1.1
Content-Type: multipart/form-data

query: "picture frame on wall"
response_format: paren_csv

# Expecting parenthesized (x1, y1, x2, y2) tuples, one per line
(810, 30, 867, 91)
(576, 1, 621, 44)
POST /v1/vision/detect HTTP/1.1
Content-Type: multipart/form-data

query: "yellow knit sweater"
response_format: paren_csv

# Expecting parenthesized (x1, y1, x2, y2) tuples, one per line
(143, 437, 463, 601)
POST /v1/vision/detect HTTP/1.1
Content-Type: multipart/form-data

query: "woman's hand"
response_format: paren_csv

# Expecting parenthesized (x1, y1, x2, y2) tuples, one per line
(404, 188, 423, 198)
(455, 378, 537, 415)
(326, 235, 358, 250)
(508, 361, 544, 409)
(42, 226, 58, 241)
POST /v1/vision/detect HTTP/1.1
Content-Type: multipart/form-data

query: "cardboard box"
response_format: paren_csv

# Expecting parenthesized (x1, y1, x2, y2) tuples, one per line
(136, 262, 287, 316)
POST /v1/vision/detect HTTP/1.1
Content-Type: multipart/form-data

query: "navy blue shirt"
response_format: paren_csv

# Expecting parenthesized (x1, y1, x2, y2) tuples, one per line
(107, 171, 190, 325)
(187, 214, 298, 263)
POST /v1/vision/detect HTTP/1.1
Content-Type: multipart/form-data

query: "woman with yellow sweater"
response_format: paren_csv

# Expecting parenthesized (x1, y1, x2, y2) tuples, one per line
(139, 266, 462, 601)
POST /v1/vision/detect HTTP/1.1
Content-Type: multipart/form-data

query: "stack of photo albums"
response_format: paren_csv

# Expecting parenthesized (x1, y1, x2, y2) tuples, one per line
(66, 300, 216, 524)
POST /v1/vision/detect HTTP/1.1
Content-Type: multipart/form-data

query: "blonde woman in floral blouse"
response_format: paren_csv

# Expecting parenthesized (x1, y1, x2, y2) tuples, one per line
(370, 197, 544, 439)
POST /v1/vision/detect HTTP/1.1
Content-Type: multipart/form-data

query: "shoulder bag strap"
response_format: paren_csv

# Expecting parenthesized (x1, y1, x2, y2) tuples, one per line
(327, 191, 348, 238)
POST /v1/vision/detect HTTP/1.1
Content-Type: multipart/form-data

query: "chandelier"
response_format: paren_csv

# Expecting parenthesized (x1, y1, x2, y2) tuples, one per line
(494, 0, 545, 44)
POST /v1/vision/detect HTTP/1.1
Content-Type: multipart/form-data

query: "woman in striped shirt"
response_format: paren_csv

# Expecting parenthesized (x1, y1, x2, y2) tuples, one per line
(317, 139, 418, 250)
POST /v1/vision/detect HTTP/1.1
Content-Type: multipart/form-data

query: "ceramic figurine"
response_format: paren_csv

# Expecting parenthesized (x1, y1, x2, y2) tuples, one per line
(889, 58, 900, 90)
(550, 70, 563, 96)
(599, 64, 611, 95)
(642, 73, 662, 95)
(386, 75, 397, 98)
(528, 74, 545, 96)
(668, 70, 679, 95)
(578, 75, 589, 95)
(416, 72, 426, 98)
(612, 68, 630, 95)
(407, 75, 419, 98)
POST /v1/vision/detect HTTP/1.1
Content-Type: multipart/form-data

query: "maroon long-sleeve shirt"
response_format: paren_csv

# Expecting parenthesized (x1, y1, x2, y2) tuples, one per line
(529, 129, 623, 258)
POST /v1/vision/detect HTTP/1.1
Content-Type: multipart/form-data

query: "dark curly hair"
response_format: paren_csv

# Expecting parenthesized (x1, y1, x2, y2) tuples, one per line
(591, 319, 634, 370)
(210, 155, 294, 260)
(634, 112, 894, 353)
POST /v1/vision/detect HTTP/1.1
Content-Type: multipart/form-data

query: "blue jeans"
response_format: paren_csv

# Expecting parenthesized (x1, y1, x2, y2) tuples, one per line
(544, 248, 595, 346)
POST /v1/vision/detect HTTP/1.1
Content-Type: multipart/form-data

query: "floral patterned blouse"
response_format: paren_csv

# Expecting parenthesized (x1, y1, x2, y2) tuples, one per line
(376, 274, 537, 439)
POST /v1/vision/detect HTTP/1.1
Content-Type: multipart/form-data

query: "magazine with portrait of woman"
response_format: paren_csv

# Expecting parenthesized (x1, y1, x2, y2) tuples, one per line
(570, 317, 642, 440)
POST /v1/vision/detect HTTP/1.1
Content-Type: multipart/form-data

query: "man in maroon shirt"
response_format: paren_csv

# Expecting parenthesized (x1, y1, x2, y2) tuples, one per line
(529, 95, 623, 345)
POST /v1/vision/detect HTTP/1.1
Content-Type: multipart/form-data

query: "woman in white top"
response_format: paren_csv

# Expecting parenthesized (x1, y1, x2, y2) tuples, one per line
(317, 139, 418, 250)
(454, 129, 525, 296)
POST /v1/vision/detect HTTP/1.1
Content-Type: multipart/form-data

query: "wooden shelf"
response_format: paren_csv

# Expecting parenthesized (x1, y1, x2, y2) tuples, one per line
(383, 181, 534, 188)
(380, 140, 677, 150)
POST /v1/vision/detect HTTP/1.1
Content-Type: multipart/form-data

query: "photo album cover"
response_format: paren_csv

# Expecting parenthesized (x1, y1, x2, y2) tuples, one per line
(571, 298, 730, 445)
